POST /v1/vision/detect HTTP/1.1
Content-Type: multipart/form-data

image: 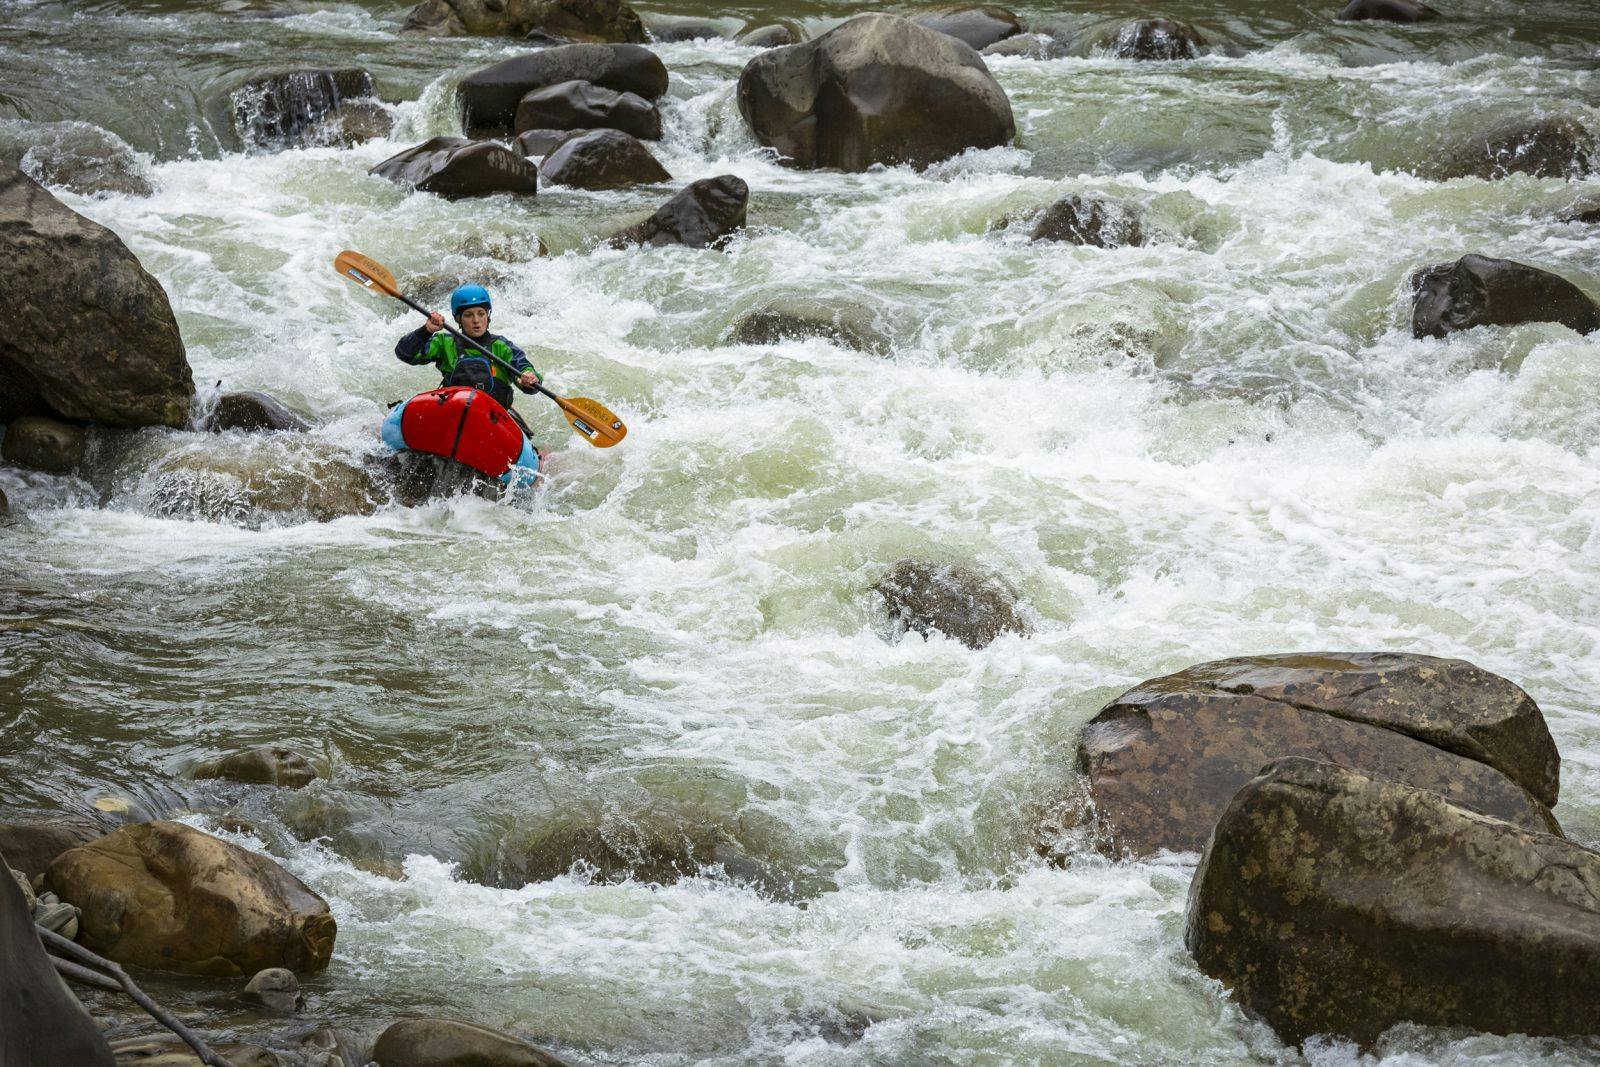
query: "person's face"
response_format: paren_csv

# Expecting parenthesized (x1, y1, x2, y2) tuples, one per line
(459, 306, 489, 337)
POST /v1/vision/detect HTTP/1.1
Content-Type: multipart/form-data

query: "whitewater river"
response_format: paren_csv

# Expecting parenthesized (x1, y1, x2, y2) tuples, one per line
(3, 0, 1600, 1062)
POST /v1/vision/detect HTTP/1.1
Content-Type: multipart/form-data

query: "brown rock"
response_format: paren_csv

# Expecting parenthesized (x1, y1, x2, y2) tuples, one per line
(541, 129, 669, 188)
(149, 447, 384, 525)
(1337, 0, 1442, 21)
(1075, 651, 1561, 855)
(194, 746, 324, 788)
(370, 137, 538, 197)
(459, 44, 667, 138)
(109, 1038, 285, 1066)
(514, 80, 661, 139)
(0, 164, 193, 428)
(1411, 254, 1600, 339)
(1188, 758, 1600, 1047)
(203, 391, 311, 433)
(45, 820, 336, 976)
(3, 414, 86, 473)
(242, 967, 302, 1013)
(1029, 194, 1144, 247)
(372, 1019, 570, 1066)
(403, 0, 644, 41)
(912, 5, 1022, 50)
(0, 820, 101, 881)
(606, 174, 747, 249)
(873, 559, 1027, 650)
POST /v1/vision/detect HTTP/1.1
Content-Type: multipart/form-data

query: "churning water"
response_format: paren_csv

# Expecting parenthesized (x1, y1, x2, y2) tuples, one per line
(3, 0, 1600, 1062)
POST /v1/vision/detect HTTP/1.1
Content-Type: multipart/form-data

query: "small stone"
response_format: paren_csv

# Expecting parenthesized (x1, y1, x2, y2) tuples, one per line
(737, 23, 796, 47)
(242, 967, 302, 1014)
(33, 900, 79, 934)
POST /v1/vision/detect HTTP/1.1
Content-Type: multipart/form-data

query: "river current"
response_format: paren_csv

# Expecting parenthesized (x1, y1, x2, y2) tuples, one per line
(3, 0, 1600, 1062)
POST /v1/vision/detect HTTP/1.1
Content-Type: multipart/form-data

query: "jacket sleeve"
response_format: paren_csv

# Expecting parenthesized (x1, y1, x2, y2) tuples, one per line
(395, 326, 436, 366)
(503, 339, 542, 392)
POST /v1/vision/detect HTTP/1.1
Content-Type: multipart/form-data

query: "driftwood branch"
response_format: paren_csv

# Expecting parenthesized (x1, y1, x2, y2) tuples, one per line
(50, 955, 121, 992)
(36, 925, 235, 1067)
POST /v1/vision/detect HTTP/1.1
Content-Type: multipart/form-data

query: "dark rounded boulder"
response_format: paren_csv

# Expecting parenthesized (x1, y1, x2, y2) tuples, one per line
(0, 164, 193, 428)
(736, 13, 1015, 172)
(515, 128, 582, 157)
(1029, 194, 1144, 247)
(1336, 0, 1442, 21)
(651, 18, 723, 42)
(403, 0, 644, 42)
(606, 174, 748, 249)
(230, 68, 377, 151)
(1410, 254, 1600, 339)
(1425, 117, 1593, 181)
(370, 137, 538, 197)
(737, 23, 798, 48)
(912, 5, 1022, 51)
(1188, 757, 1600, 1047)
(514, 79, 661, 139)
(373, 1019, 569, 1067)
(1098, 17, 1208, 59)
(541, 128, 669, 188)
(3, 415, 86, 473)
(203, 391, 311, 433)
(873, 559, 1027, 650)
(1071, 652, 1561, 856)
(195, 745, 325, 789)
(459, 44, 668, 138)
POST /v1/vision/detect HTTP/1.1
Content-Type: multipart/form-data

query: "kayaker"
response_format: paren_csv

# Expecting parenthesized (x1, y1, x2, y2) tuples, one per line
(394, 284, 541, 413)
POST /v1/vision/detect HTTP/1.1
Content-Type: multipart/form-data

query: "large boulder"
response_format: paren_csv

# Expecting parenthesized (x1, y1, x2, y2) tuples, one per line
(0, 820, 100, 882)
(1425, 117, 1593, 181)
(1029, 194, 1144, 247)
(149, 447, 384, 525)
(1188, 757, 1600, 1047)
(45, 820, 336, 976)
(373, 1019, 569, 1067)
(403, 0, 645, 41)
(194, 746, 325, 789)
(458, 45, 667, 138)
(736, 14, 1015, 172)
(514, 80, 661, 140)
(0, 845, 116, 1067)
(0, 164, 192, 428)
(3, 415, 86, 473)
(515, 128, 582, 157)
(606, 174, 747, 249)
(1093, 17, 1208, 60)
(370, 137, 538, 197)
(873, 559, 1027, 650)
(202, 391, 311, 433)
(726, 298, 889, 353)
(912, 5, 1022, 50)
(231, 69, 378, 151)
(1410, 254, 1600, 339)
(541, 129, 669, 188)
(1074, 652, 1561, 855)
(1336, 0, 1441, 21)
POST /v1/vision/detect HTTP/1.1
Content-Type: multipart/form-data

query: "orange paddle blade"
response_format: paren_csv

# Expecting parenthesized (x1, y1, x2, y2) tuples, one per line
(552, 394, 627, 448)
(334, 250, 401, 298)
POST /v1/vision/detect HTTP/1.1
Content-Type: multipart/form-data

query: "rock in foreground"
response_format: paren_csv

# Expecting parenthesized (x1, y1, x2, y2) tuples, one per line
(371, 137, 539, 197)
(737, 14, 1014, 172)
(0, 164, 193, 428)
(873, 559, 1027, 650)
(1074, 651, 1560, 854)
(46, 820, 336, 976)
(1411, 254, 1600, 339)
(607, 175, 747, 249)
(1188, 757, 1600, 1047)
(373, 1019, 570, 1066)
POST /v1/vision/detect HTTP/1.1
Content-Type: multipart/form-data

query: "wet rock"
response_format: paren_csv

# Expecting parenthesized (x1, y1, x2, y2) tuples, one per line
(1073, 652, 1561, 855)
(1188, 757, 1600, 1047)
(981, 33, 1070, 59)
(324, 100, 396, 146)
(1562, 199, 1600, 224)
(737, 23, 797, 48)
(231, 68, 377, 151)
(371, 137, 538, 198)
(150, 448, 384, 525)
(46, 820, 337, 976)
(912, 5, 1022, 51)
(1336, 0, 1442, 21)
(0, 820, 100, 881)
(372, 1018, 570, 1066)
(651, 18, 722, 42)
(34, 899, 80, 938)
(203, 391, 311, 433)
(0, 164, 192, 428)
(0, 845, 115, 1066)
(0, 118, 153, 197)
(242, 967, 302, 1014)
(873, 559, 1027, 650)
(300, 1027, 372, 1067)
(371, 450, 499, 507)
(1098, 17, 1208, 60)
(1410, 254, 1600, 339)
(110, 1037, 285, 1066)
(3, 415, 86, 473)
(726, 298, 889, 353)
(477, 810, 720, 887)
(1425, 117, 1593, 181)
(607, 174, 748, 249)
(737, 13, 1015, 172)
(514, 80, 661, 140)
(0, 486, 8, 518)
(1029, 194, 1144, 247)
(10, 867, 33, 911)
(541, 129, 669, 188)
(459, 45, 668, 138)
(403, 0, 645, 42)
(515, 128, 582, 157)
(194, 745, 325, 789)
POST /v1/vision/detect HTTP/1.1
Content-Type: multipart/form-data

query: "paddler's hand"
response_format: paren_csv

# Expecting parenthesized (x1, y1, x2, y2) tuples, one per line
(518, 371, 540, 389)
(424, 311, 445, 334)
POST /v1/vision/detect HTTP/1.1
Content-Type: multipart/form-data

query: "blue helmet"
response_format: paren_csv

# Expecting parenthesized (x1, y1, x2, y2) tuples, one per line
(449, 284, 492, 319)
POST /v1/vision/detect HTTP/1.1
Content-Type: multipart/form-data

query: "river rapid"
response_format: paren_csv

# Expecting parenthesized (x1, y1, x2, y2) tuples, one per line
(3, 0, 1600, 1062)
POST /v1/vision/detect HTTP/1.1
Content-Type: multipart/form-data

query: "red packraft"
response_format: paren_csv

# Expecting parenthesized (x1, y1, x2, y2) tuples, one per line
(399, 387, 524, 478)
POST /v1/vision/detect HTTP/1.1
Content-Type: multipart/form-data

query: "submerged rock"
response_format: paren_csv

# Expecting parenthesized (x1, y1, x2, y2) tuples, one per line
(46, 820, 336, 976)
(607, 174, 748, 249)
(1073, 652, 1560, 855)
(0, 118, 152, 197)
(873, 559, 1027, 650)
(370, 137, 539, 197)
(726, 298, 889, 353)
(1425, 117, 1594, 181)
(912, 5, 1023, 50)
(149, 447, 384, 525)
(1029, 194, 1144, 247)
(203, 391, 311, 433)
(1410, 254, 1600, 339)
(242, 967, 303, 1014)
(231, 68, 381, 151)
(1188, 757, 1600, 1047)
(981, 33, 1070, 58)
(403, 0, 645, 41)
(737, 23, 798, 48)
(194, 745, 325, 789)
(372, 1019, 570, 1067)
(0, 164, 192, 428)
(1336, 0, 1442, 21)
(651, 18, 723, 42)
(459, 44, 668, 137)
(1563, 199, 1600, 224)
(737, 14, 1015, 172)
(301, 1027, 373, 1067)
(514, 79, 661, 139)
(3, 415, 86, 473)
(1097, 17, 1208, 59)
(541, 129, 669, 188)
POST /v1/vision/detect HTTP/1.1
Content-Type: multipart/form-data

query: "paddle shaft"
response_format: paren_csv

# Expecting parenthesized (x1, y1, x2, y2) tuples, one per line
(393, 292, 557, 402)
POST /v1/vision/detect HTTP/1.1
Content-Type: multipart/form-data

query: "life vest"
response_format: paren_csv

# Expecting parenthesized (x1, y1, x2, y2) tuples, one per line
(427, 332, 519, 382)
